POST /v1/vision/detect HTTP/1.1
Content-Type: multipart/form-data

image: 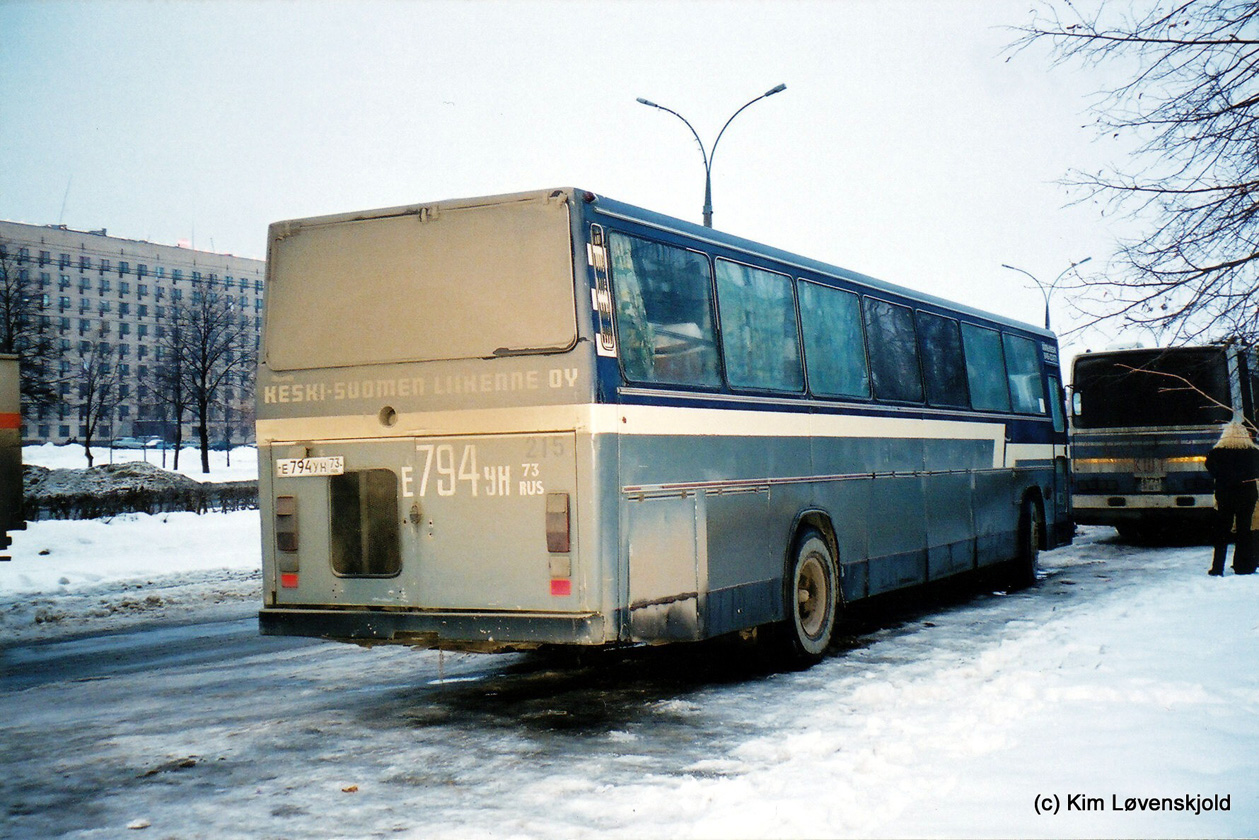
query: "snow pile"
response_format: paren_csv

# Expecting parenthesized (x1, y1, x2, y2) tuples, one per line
(22, 442, 259, 483)
(25, 459, 201, 498)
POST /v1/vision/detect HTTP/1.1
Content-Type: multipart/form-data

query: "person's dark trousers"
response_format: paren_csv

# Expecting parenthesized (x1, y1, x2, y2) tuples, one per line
(1212, 484, 1258, 574)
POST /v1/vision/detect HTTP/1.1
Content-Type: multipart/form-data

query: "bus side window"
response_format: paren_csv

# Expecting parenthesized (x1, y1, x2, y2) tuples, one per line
(798, 280, 870, 399)
(862, 298, 923, 403)
(960, 324, 1011, 412)
(915, 311, 969, 407)
(714, 259, 803, 392)
(1003, 333, 1047, 414)
(607, 232, 721, 388)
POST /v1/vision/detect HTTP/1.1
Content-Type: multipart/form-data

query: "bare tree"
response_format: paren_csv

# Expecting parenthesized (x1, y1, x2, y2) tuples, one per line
(177, 286, 254, 474)
(1013, 1, 1259, 342)
(0, 238, 58, 409)
(74, 341, 122, 468)
(147, 317, 193, 471)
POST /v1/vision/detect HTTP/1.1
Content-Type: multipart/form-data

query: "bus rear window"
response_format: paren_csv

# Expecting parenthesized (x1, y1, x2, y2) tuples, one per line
(330, 469, 401, 577)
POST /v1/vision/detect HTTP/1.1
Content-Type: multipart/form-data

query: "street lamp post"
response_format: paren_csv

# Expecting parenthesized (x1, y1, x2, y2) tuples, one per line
(636, 84, 787, 228)
(1001, 257, 1092, 330)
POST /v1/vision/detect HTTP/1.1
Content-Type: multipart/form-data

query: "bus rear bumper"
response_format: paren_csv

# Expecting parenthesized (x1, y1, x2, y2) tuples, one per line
(1073, 493, 1216, 527)
(258, 606, 611, 652)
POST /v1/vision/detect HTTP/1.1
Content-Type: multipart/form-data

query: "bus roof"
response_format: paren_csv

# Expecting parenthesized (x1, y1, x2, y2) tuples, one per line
(268, 187, 1055, 341)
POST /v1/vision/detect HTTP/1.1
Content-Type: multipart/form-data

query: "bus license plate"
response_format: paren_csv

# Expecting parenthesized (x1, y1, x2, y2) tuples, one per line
(276, 456, 344, 477)
(1133, 457, 1165, 478)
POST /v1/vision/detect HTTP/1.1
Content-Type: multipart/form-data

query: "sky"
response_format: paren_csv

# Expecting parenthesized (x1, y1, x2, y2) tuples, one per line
(0, 0, 1130, 360)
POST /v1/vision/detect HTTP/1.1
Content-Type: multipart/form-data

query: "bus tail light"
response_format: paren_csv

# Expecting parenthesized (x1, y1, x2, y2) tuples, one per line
(546, 492, 571, 597)
(275, 496, 299, 588)
(546, 492, 570, 553)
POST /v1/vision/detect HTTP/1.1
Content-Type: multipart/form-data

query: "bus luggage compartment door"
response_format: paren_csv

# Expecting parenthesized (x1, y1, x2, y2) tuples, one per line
(410, 432, 580, 612)
(625, 494, 704, 642)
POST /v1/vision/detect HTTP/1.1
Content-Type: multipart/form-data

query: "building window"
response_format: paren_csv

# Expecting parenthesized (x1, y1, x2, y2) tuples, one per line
(119, 281, 129, 296)
(79, 255, 91, 271)
(138, 284, 147, 298)
(138, 305, 148, 318)
(119, 261, 129, 276)
(58, 296, 70, 311)
(172, 269, 183, 281)
(120, 303, 130, 316)
(120, 322, 131, 335)
(137, 264, 148, 277)
(59, 253, 70, 268)
(100, 258, 110, 274)
(138, 324, 148, 337)
(99, 278, 111, 294)
(39, 250, 50, 266)
(59, 274, 70, 289)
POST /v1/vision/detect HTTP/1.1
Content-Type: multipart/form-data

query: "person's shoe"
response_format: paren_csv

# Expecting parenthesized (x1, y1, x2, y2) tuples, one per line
(1209, 568, 1224, 576)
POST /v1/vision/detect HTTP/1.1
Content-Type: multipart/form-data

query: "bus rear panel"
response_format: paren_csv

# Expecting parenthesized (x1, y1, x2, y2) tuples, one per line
(1, 354, 21, 560)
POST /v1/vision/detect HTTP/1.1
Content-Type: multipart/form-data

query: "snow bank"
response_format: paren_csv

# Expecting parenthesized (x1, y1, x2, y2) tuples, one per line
(22, 442, 259, 483)
(0, 510, 261, 642)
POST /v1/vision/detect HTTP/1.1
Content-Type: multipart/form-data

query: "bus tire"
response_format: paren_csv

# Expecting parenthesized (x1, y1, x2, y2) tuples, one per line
(1008, 496, 1044, 590)
(772, 528, 839, 664)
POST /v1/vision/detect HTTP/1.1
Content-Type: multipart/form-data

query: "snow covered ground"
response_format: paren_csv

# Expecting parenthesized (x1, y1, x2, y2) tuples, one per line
(0, 510, 260, 643)
(2, 485, 1257, 837)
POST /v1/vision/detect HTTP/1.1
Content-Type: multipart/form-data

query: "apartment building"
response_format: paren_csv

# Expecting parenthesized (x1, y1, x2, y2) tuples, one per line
(0, 219, 265, 445)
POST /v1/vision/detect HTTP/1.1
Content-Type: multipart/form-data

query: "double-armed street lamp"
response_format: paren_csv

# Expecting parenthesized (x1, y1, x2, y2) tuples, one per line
(1001, 257, 1092, 330)
(636, 84, 787, 228)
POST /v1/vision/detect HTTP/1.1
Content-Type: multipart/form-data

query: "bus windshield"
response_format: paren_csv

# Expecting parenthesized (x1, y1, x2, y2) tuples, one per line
(264, 196, 577, 371)
(1073, 348, 1231, 428)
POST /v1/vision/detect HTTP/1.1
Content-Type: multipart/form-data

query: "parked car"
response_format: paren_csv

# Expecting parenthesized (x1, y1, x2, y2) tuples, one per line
(112, 436, 165, 449)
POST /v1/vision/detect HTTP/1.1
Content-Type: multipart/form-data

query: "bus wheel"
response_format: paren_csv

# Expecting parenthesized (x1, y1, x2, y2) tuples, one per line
(1008, 496, 1044, 590)
(778, 529, 839, 663)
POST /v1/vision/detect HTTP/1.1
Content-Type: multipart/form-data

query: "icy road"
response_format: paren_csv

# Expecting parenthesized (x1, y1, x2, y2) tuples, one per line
(2, 525, 1258, 839)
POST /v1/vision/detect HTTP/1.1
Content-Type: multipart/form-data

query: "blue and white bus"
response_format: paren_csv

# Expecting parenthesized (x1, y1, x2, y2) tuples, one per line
(256, 188, 1072, 664)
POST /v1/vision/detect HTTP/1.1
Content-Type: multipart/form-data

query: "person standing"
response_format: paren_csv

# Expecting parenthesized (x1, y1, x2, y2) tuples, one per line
(1206, 421, 1259, 575)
